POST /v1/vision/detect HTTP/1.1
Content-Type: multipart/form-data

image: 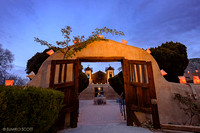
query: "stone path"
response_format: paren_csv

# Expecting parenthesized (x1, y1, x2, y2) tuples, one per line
(59, 100, 152, 133)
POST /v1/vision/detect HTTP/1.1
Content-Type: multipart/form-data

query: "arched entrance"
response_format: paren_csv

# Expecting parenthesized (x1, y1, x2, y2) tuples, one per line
(49, 57, 160, 129)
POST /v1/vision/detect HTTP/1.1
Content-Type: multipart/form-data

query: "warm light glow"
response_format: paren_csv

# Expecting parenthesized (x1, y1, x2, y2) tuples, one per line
(46, 49, 54, 55)
(178, 76, 187, 84)
(26, 71, 35, 79)
(98, 87, 100, 90)
(160, 69, 167, 76)
(146, 48, 151, 54)
(188, 71, 190, 73)
(98, 35, 104, 39)
(193, 76, 200, 84)
(122, 39, 128, 44)
(73, 40, 77, 44)
(195, 70, 198, 72)
(5, 80, 14, 86)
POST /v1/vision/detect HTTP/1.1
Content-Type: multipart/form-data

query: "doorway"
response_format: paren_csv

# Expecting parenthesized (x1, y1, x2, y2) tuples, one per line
(49, 57, 160, 129)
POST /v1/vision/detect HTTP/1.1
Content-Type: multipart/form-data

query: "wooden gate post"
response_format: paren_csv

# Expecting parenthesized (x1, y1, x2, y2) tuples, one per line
(146, 61, 160, 129)
(71, 59, 79, 128)
(122, 59, 133, 126)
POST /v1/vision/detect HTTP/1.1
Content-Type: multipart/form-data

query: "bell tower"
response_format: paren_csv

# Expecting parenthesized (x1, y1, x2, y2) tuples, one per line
(85, 66, 93, 84)
(106, 65, 114, 83)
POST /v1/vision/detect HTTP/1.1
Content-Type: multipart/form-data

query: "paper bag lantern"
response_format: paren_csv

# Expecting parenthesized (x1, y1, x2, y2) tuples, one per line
(5, 80, 14, 86)
(98, 35, 104, 39)
(46, 49, 54, 55)
(122, 39, 128, 44)
(193, 76, 200, 84)
(73, 40, 77, 44)
(146, 48, 151, 54)
(26, 71, 35, 79)
(160, 69, 167, 76)
(178, 76, 187, 84)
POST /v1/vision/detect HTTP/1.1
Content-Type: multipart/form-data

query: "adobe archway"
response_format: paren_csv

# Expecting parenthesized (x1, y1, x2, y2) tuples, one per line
(28, 40, 200, 129)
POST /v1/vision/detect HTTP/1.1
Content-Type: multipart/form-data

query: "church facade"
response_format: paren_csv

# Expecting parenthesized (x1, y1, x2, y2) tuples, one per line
(79, 66, 120, 99)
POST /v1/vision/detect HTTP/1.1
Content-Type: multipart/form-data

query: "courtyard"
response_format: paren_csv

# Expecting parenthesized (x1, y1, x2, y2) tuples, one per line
(59, 100, 153, 133)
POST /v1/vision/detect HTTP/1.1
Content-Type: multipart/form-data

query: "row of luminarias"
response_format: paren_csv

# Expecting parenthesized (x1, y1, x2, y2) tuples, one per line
(4, 39, 199, 86)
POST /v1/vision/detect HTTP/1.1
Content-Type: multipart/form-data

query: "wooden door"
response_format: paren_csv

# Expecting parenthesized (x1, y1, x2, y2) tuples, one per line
(122, 59, 160, 129)
(49, 59, 79, 129)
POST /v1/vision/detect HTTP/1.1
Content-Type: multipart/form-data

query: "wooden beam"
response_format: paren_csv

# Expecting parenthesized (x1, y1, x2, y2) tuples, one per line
(63, 63, 67, 82)
(122, 59, 133, 126)
(130, 111, 141, 126)
(146, 61, 160, 129)
(130, 104, 152, 114)
(49, 60, 56, 88)
(162, 124, 200, 132)
(78, 57, 124, 62)
(54, 81, 74, 89)
(58, 64, 63, 83)
(71, 59, 79, 128)
(128, 60, 147, 65)
(130, 82, 149, 88)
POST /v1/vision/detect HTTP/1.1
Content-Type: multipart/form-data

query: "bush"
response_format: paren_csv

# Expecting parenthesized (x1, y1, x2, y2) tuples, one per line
(79, 71, 89, 94)
(109, 71, 124, 95)
(0, 85, 64, 132)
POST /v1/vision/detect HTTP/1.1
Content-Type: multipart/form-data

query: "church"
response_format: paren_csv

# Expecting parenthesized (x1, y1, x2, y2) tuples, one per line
(79, 66, 120, 99)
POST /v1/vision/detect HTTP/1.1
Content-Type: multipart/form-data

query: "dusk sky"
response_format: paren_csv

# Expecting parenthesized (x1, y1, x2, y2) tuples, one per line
(1, 0, 200, 78)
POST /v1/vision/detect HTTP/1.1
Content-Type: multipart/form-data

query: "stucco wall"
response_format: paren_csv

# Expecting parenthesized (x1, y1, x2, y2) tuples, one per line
(27, 39, 200, 124)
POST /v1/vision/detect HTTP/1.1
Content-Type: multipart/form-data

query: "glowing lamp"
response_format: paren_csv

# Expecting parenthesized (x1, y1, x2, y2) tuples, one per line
(5, 80, 14, 86)
(188, 71, 190, 73)
(122, 39, 128, 45)
(178, 76, 187, 84)
(160, 69, 167, 76)
(46, 49, 54, 55)
(73, 40, 77, 44)
(146, 48, 151, 54)
(195, 70, 198, 73)
(98, 35, 104, 39)
(193, 76, 200, 84)
(26, 71, 35, 79)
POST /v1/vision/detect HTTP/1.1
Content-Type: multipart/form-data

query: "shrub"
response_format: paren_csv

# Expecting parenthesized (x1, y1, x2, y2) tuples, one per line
(0, 85, 64, 132)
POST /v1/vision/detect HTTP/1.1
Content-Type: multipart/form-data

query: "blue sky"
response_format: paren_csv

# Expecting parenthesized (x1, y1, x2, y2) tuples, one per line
(1, 0, 200, 77)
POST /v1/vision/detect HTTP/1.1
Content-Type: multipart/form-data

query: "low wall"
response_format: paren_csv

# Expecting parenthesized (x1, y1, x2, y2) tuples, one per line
(157, 82, 200, 125)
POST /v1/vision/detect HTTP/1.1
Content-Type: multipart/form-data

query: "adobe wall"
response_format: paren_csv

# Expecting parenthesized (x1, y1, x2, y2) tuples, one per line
(27, 39, 200, 125)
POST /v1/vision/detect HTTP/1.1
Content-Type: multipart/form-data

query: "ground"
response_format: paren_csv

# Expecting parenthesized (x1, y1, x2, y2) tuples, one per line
(59, 100, 153, 133)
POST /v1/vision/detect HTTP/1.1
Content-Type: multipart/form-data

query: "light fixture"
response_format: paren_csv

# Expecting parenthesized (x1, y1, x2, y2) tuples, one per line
(193, 76, 200, 84)
(46, 49, 54, 55)
(122, 39, 128, 44)
(195, 70, 198, 73)
(160, 69, 167, 76)
(5, 80, 14, 86)
(178, 76, 187, 84)
(146, 48, 151, 54)
(98, 35, 104, 39)
(26, 71, 35, 79)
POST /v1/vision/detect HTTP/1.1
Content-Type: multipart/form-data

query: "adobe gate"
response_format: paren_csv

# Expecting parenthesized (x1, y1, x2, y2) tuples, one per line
(49, 57, 160, 129)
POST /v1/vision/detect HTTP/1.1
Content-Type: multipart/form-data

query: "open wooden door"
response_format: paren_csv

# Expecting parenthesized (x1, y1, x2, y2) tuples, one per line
(122, 59, 160, 129)
(49, 59, 79, 129)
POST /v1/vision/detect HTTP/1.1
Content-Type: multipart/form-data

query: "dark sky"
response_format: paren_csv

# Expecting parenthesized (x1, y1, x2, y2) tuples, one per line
(1, 0, 200, 77)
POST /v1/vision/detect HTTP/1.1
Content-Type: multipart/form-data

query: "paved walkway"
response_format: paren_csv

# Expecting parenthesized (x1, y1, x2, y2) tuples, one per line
(59, 100, 152, 133)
